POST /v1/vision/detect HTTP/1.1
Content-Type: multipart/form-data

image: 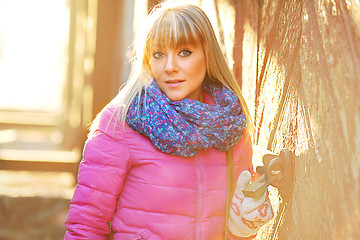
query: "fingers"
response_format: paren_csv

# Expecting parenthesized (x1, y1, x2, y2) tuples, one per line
(241, 190, 268, 214)
(242, 197, 274, 222)
(235, 170, 252, 191)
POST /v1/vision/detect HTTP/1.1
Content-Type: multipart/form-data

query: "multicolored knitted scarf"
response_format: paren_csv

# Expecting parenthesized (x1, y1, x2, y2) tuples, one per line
(126, 81, 246, 157)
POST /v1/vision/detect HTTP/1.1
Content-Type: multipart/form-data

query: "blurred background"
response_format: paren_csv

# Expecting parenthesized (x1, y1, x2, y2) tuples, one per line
(0, 0, 359, 239)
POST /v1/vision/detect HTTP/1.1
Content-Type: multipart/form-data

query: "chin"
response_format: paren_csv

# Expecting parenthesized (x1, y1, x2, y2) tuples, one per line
(168, 96, 185, 101)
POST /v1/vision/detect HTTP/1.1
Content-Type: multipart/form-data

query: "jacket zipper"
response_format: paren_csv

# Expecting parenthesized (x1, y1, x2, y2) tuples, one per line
(196, 155, 204, 240)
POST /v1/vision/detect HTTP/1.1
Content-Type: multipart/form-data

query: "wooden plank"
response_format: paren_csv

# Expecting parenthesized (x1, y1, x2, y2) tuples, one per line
(0, 149, 80, 173)
(0, 149, 80, 163)
(0, 111, 62, 126)
(0, 159, 78, 173)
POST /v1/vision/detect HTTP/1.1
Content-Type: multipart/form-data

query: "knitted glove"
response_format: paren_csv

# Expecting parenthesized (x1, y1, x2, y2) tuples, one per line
(228, 170, 274, 238)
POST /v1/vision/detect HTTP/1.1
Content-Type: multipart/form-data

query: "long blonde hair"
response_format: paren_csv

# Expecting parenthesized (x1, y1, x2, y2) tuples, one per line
(106, 1, 251, 131)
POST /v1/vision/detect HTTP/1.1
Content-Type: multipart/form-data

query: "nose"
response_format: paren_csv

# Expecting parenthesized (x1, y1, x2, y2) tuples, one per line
(165, 54, 179, 73)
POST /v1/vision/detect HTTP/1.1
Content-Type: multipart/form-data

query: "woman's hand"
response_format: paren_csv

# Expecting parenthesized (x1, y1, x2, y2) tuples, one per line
(228, 170, 274, 238)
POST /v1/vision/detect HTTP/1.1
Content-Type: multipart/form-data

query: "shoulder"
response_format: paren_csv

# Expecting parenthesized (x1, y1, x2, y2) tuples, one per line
(83, 104, 132, 166)
(89, 104, 126, 139)
(89, 103, 148, 144)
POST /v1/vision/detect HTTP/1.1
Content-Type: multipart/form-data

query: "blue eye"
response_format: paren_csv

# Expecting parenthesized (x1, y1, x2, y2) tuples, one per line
(153, 52, 164, 59)
(179, 49, 192, 57)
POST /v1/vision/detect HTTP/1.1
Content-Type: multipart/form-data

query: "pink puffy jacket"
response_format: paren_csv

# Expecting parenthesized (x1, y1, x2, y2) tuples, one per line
(64, 94, 253, 240)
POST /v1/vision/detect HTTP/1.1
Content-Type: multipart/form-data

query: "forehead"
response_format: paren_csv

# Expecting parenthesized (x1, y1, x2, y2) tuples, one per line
(148, 9, 203, 51)
(150, 42, 202, 52)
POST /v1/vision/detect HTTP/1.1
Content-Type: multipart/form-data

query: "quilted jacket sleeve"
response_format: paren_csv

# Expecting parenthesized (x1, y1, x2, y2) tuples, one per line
(233, 128, 254, 181)
(64, 108, 131, 239)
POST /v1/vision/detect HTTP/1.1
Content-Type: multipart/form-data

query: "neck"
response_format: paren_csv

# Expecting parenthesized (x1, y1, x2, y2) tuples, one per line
(199, 92, 204, 103)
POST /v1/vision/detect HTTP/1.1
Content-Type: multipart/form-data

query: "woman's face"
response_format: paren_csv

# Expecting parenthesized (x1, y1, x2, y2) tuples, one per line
(149, 43, 206, 102)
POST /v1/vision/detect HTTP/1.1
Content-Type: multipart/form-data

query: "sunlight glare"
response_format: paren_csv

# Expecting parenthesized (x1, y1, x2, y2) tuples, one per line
(0, 0, 70, 113)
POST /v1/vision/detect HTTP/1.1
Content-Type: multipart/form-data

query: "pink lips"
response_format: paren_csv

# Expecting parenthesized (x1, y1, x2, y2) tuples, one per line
(165, 79, 185, 88)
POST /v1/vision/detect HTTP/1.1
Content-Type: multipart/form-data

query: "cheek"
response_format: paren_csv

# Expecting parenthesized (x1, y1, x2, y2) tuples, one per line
(149, 60, 160, 77)
(189, 58, 206, 78)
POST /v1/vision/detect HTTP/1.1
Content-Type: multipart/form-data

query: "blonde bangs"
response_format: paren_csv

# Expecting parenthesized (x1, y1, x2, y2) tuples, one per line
(148, 10, 203, 51)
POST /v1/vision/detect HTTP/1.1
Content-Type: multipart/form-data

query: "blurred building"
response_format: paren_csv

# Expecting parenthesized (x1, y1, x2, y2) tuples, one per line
(0, 0, 238, 178)
(0, 0, 141, 176)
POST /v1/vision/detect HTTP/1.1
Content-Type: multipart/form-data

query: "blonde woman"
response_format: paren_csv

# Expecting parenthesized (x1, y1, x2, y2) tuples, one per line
(65, 1, 273, 239)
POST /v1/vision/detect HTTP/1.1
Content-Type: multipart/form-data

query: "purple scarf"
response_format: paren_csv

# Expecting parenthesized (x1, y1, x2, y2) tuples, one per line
(126, 81, 246, 157)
